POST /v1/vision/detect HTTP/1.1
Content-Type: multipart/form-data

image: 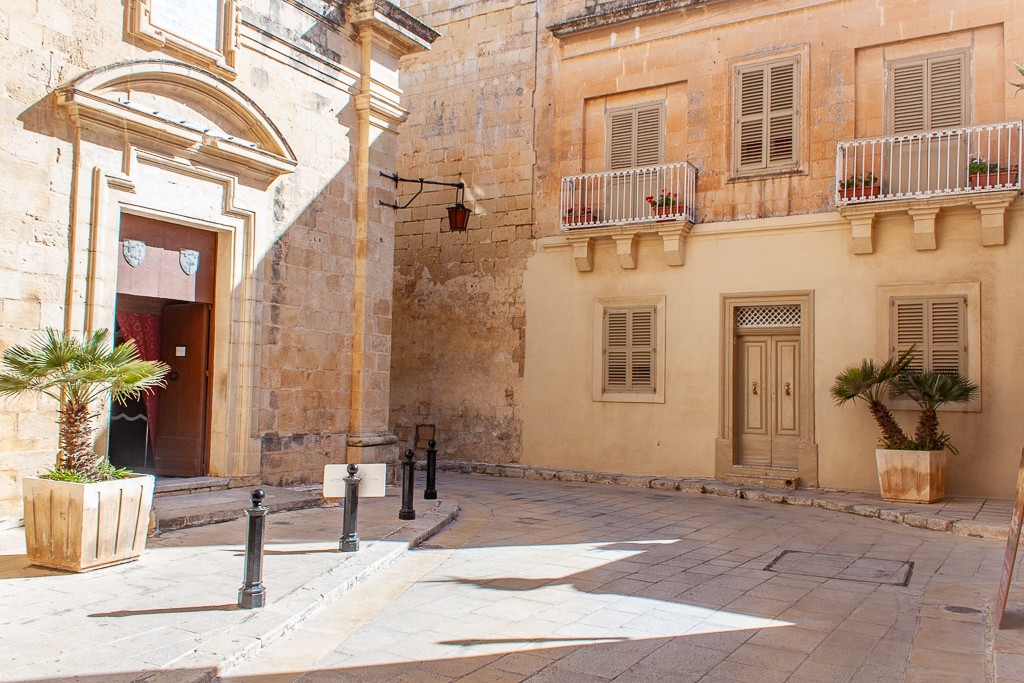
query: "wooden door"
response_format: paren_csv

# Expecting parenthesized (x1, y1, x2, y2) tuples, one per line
(736, 333, 801, 469)
(155, 303, 211, 476)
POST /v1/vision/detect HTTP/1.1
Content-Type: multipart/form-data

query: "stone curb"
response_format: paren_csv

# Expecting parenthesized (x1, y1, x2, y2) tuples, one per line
(168, 499, 459, 682)
(434, 461, 1008, 540)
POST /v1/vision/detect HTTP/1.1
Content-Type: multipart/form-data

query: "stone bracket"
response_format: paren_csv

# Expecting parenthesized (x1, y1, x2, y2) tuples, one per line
(611, 234, 638, 269)
(567, 236, 593, 272)
(562, 221, 692, 271)
(839, 190, 1020, 254)
(971, 193, 1017, 246)
(907, 206, 940, 251)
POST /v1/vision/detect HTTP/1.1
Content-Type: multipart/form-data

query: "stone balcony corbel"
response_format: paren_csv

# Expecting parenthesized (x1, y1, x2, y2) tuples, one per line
(970, 190, 1018, 246)
(558, 220, 693, 272)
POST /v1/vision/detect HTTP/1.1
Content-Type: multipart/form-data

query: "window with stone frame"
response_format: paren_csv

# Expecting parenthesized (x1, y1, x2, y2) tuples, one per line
(603, 306, 656, 394)
(733, 56, 800, 174)
(890, 296, 967, 375)
(887, 50, 967, 134)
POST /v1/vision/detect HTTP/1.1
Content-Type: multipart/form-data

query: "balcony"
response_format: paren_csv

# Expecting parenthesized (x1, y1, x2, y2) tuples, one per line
(559, 161, 697, 231)
(836, 121, 1022, 253)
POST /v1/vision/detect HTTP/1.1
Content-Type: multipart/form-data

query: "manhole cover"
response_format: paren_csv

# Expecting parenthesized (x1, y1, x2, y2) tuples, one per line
(944, 605, 982, 614)
(765, 550, 912, 586)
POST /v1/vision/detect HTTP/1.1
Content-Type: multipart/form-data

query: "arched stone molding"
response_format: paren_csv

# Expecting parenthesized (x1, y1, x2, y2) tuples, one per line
(57, 59, 288, 482)
(58, 60, 297, 184)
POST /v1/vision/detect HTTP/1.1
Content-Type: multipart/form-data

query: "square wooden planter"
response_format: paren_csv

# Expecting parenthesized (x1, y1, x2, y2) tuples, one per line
(22, 474, 155, 572)
(875, 449, 945, 503)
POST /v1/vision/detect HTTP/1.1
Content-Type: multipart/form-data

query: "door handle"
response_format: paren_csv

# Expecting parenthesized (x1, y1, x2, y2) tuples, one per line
(784, 381, 791, 397)
(751, 381, 757, 396)
(167, 370, 180, 381)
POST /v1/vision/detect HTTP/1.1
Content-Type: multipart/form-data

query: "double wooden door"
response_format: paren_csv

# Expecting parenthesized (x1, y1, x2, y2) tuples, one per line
(734, 332, 802, 469)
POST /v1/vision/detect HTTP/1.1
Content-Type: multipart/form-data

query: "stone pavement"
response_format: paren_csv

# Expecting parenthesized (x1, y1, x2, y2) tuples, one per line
(224, 473, 1024, 683)
(0, 488, 457, 683)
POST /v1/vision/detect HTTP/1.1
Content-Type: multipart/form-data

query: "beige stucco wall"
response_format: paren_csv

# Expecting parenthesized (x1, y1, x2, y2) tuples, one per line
(524, 204, 1024, 498)
(0, 0, 424, 525)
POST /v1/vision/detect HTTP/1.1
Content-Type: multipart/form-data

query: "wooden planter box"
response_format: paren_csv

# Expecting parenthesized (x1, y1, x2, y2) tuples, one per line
(875, 449, 945, 503)
(841, 184, 881, 200)
(968, 170, 1018, 188)
(23, 474, 155, 572)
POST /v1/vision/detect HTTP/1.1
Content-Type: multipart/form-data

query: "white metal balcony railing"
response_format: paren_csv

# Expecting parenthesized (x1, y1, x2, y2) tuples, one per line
(559, 161, 698, 230)
(836, 121, 1022, 207)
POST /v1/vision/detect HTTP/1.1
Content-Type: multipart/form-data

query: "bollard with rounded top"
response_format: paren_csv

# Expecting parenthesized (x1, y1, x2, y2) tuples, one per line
(340, 463, 361, 552)
(238, 489, 268, 609)
(424, 438, 438, 500)
(399, 449, 416, 520)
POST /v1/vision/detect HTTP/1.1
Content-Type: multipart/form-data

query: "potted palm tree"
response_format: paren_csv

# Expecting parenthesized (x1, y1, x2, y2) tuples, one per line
(831, 350, 977, 503)
(0, 328, 168, 571)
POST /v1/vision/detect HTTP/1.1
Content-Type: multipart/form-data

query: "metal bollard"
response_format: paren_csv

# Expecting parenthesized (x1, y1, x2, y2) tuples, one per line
(399, 449, 416, 520)
(238, 489, 268, 609)
(424, 438, 438, 500)
(340, 463, 361, 552)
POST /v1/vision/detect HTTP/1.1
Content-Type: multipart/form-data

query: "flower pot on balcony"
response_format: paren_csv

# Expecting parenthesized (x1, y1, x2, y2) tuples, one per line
(23, 474, 155, 571)
(841, 184, 881, 200)
(875, 449, 945, 504)
(650, 205, 679, 219)
(564, 209, 594, 226)
(968, 169, 1018, 189)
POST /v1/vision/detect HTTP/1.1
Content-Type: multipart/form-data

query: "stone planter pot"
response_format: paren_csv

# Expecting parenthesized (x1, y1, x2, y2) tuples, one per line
(875, 449, 945, 503)
(23, 473, 155, 572)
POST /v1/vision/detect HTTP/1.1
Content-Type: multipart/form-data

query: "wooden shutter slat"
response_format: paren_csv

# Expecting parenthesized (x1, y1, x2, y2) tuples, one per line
(893, 299, 926, 371)
(604, 307, 655, 394)
(635, 107, 663, 168)
(928, 56, 964, 130)
(892, 63, 925, 134)
(929, 298, 965, 374)
(736, 59, 798, 171)
(609, 111, 635, 171)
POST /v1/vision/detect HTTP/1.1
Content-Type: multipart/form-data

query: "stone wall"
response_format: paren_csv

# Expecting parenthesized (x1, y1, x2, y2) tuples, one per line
(390, 0, 540, 463)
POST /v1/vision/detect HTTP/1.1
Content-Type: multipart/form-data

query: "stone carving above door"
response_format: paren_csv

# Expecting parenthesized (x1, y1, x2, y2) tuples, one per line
(179, 249, 200, 276)
(122, 239, 147, 268)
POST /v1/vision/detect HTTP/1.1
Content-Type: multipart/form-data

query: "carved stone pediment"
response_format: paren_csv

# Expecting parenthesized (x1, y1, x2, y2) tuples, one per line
(57, 60, 297, 182)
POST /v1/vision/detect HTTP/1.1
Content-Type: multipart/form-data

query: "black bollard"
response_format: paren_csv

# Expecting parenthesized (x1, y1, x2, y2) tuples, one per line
(399, 449, 416, 520)
(340, 463, 361, 552)
(238, 489, 268, 609)
(424, 438, 438, 500)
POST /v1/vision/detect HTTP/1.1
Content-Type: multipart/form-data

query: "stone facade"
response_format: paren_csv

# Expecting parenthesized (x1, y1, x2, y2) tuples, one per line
(394, 0, 1024, 498)
(0, 0, 435, 525)
(390, 0, 540, 462)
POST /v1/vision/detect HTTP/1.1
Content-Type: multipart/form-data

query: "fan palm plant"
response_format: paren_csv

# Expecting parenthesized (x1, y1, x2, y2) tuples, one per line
(889, 371, 978, 454)
(0, 328, 168, 481)
(830, 349, 914, 448)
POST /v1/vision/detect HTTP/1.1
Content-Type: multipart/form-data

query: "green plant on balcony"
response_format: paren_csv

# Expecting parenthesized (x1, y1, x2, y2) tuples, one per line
(967, 155, 1001, 175)
(840, 171, 878, 190)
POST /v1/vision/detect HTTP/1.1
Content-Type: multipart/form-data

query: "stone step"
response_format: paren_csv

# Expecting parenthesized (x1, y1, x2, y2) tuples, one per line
(152, 485, 327, 534)
(154, 476, 232, 497)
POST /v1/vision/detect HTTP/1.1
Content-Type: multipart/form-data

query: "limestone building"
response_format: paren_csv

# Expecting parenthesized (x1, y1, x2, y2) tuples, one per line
(0, 0, 436, 524)
(392, 0, 1024, 497)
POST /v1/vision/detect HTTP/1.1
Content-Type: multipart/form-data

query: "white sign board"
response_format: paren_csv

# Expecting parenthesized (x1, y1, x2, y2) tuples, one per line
(150, 0, 221, 52)
(323, 463, 386, 498)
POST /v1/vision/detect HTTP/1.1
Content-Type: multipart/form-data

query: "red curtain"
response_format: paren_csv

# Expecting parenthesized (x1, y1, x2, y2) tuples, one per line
(115, 311, 162, 449)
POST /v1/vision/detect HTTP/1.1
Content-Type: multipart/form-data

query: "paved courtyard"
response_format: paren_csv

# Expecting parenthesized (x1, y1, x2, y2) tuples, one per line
(225, 473, 1018, 682)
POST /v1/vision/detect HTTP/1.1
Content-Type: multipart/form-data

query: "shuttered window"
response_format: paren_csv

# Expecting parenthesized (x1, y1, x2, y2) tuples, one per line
(607, 104, 664, 171)
(891, 296, 967, 375)
(734, 57, 799, 173)
(889, 52, 966, 134)
(604, 306, 656, 393)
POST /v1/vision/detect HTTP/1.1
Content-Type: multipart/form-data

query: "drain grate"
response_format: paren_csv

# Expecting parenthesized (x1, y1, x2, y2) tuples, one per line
(765, 550, 913, 586)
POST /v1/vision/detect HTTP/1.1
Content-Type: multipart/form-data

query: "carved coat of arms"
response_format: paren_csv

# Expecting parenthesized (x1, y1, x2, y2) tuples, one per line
(179, 249, 200, 276)
(122, 240, 146, 268)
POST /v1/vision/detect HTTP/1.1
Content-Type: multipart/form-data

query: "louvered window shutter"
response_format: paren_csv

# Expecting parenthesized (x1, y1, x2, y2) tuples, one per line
(890, 53, 965, 134)
(607, 106, 664, 171)
(736, 58, 798, 171)
(891, 296, 966, 375)
(604, 307, 656, 393)
(928, 55, 965, 130)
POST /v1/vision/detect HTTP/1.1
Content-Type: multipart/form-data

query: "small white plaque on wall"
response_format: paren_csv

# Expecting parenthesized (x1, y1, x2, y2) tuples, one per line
(323, 463, 387, 498)
(150, 0, 221, 52)
(130, 0, 239, 77)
